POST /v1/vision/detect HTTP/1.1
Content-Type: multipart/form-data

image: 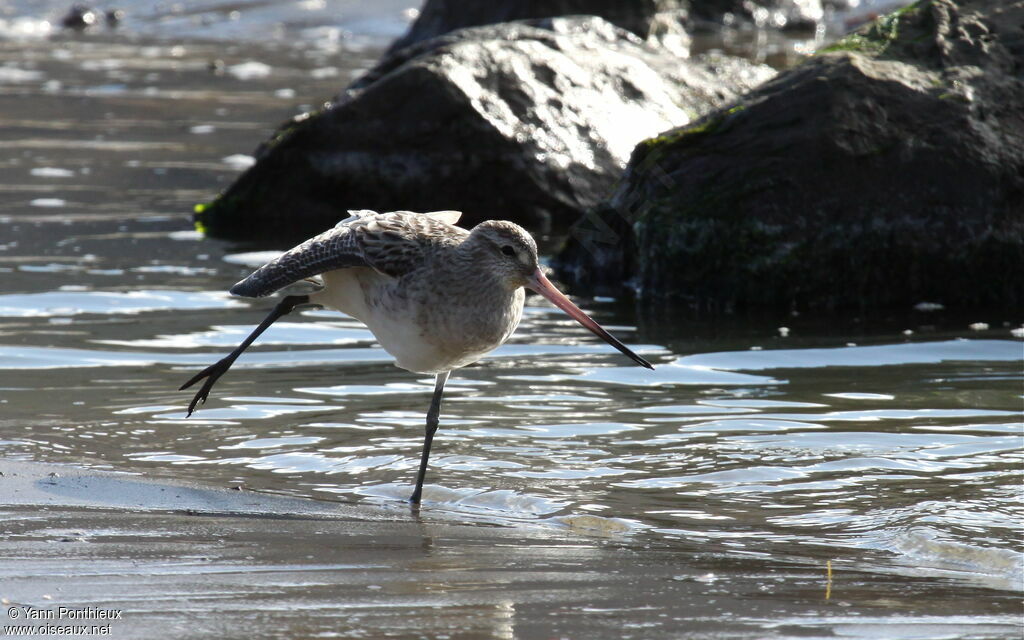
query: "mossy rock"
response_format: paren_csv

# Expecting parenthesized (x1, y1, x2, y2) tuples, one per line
(554, 0, 1024, 311)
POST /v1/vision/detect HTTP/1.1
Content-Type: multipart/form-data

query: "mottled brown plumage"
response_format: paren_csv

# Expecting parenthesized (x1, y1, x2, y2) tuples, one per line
(231, 210, 465, 297)
(183, 209, 652, 504)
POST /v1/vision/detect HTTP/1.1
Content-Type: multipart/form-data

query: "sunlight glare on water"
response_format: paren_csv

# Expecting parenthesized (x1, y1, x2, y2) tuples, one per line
(1, 239, 1020, 592)
(0, 11, 1021, 636)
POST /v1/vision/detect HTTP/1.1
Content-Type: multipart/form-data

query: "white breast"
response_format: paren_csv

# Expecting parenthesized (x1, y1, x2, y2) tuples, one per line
(312, 268, 519, 374)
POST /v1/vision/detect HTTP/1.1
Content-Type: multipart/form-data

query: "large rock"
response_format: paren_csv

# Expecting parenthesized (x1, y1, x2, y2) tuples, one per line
(392, 0, 825, 57)
(555, 0, 1024, 311)
(196, 17, 773, 245)
(389, 0, 691, 55)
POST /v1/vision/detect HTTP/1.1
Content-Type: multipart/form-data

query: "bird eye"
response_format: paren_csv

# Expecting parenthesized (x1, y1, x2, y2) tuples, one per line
(500, 245, 516, 257)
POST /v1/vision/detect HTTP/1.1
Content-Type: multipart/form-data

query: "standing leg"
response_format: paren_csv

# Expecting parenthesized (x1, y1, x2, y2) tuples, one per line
(409, 370, 451, 504)
(180, 294, 310, 416)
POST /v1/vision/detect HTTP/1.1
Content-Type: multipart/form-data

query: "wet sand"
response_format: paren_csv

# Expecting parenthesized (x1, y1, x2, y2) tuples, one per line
(2, 460, 1020, 639)
(1, 5, 1021, 639)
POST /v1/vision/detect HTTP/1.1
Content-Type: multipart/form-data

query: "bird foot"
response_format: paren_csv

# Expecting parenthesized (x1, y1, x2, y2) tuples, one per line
(179, 356, 235, 417)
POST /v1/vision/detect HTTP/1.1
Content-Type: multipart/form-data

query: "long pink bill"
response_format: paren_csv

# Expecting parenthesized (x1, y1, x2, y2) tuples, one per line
(527, 269, 653, 369)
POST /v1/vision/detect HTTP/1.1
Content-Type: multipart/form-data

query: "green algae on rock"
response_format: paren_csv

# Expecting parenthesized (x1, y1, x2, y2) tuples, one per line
(555, 0, 1024, 312)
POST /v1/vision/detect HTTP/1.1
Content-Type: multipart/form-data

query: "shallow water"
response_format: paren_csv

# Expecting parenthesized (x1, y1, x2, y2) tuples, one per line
(0, 4, 1022, 638)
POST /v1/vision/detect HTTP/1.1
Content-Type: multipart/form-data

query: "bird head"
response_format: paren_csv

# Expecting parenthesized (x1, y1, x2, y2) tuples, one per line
(465, 220, 540, 289)
(465, 219, 653, 369)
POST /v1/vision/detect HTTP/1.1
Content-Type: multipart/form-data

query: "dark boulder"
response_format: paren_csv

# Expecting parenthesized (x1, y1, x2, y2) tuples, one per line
(196, 17, 773, 246)
(389, 0, 691, 55)
(392, 0, 826, 57)
(555, 0, 1024, 312)
(61, 4, 99, 30)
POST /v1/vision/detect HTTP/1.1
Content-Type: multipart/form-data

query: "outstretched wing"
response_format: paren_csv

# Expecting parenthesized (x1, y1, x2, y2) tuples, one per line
(229, 210, 464, 298)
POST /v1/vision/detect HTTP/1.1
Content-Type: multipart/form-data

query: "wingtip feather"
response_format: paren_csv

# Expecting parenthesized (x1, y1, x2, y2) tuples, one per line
(228, 280, 253, 297)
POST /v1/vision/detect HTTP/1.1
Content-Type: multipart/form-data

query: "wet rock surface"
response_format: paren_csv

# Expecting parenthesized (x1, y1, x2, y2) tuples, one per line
(393, 0, 826, 54)
(197, 16, 772, 245)
(389, 0, 692, 54)
(555, 0, 1024, 311)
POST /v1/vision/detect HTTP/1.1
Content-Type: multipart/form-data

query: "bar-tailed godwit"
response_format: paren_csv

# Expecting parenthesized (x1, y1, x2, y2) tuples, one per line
(181, 210, 652, 503)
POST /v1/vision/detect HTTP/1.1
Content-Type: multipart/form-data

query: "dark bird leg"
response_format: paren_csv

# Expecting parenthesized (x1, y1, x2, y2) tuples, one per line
(180, 294, 310, 416)
(410, 370, 451, 504)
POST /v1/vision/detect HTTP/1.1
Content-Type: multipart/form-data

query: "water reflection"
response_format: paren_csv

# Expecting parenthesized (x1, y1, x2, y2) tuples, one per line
(0, 12, 1021, 612)
(3, 283, 1020, 588)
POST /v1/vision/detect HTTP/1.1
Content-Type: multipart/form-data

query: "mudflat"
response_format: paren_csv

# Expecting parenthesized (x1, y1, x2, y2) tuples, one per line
(1, 3, 1021, 638)
(2, 460, 1019, 639)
